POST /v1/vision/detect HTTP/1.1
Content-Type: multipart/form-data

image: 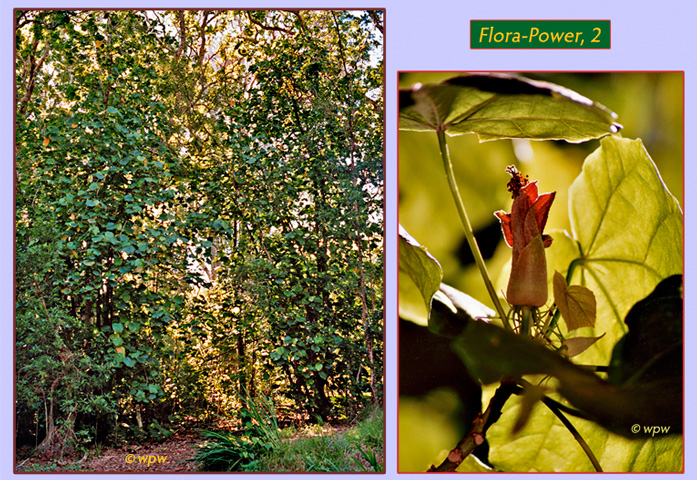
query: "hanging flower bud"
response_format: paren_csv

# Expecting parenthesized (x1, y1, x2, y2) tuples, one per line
(494, 167, 556, 307)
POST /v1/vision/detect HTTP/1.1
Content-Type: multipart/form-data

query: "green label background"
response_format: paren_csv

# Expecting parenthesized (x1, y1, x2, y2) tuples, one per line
(471, 20, 611, 49)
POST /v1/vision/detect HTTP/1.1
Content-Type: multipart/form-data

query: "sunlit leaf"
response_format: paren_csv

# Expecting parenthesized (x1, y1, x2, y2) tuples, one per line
(562, 334, 604, 357)
(399, 73, 621, 142)
(485, 390, 682, 472)
(567, 136, 683, 360)
(553, 271, 596, 331)
(398, 224, 442, 314)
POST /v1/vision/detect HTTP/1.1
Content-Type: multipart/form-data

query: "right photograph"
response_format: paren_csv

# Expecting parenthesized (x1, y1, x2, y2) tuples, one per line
(398, 72, 684, 473)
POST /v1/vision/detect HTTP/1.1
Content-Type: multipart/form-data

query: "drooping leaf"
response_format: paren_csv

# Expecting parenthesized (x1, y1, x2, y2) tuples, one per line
(562, 334, 604, 357)
(567, 136, 683, 359)
(428, 283, 494, 338)
(398, 224, 443, 316)
(511, 384, 546, 435)
(553, 271, 596, 331)
(399, 73, 621, 142)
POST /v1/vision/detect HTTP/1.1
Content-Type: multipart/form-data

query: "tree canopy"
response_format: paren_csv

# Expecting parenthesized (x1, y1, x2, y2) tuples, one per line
(15, 9, 383, 459)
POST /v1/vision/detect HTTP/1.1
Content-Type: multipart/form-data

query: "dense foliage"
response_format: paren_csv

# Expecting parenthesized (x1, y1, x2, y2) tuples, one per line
(15, 9, 383, 459)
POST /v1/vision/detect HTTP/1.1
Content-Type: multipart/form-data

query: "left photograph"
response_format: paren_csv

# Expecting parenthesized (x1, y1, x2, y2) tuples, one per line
(15, 9, 384, 473)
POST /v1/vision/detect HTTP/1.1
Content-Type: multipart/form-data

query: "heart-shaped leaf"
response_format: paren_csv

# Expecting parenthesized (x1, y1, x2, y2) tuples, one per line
(567, 136, 683, 359)
(553, 271, 596, 331)
(399, 73, 621, 143)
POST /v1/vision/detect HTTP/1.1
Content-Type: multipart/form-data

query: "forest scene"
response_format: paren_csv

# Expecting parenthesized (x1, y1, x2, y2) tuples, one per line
(15, 9, 384, 472)
(398, 72, 683, 472)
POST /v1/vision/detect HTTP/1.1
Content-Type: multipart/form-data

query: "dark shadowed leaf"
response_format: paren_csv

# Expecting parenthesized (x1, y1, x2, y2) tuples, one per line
(453, 276, 682, 437)
(428, 283, 494, 338)
(399, 73, 621, 142)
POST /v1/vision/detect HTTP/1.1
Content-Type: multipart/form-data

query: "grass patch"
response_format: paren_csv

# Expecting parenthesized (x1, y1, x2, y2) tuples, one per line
(192, 391, 281, 472)
(251, 405, 384, 472)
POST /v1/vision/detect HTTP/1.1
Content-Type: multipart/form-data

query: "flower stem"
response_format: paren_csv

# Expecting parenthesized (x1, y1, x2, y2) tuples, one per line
(436, 130, 510, 329)
(521, 306, 533, 336)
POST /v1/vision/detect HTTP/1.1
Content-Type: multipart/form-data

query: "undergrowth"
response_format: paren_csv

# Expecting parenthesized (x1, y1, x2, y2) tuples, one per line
(193, 398, 383, 472)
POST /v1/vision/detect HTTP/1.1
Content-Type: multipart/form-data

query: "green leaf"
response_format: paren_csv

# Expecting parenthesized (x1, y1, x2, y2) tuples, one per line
(608, 275, 682, 386)
(399, 73, 621, 142)
(566, 274, 683, 437)
(452, 319, 571, 385)
(567, 136, 683, 360)
(454, 294, 681, 438)
(112, 322, 124, 333)
(123, 357, 136, 367)
(398, 225, 442, 318)
(561, 334, 605, 357)
(428, 283, 494, 338)
(485, 390, 682, 472)
(553, 271, 596, 331)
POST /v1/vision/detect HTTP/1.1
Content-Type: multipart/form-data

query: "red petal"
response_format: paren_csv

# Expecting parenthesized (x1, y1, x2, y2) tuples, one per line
(520, 181, 539, 210)
(494, 210, 513, 247)
(532, 191, 556, 232)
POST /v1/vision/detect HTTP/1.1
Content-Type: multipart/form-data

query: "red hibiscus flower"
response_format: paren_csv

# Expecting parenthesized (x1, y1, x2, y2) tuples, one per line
(495, 167, 556, 307)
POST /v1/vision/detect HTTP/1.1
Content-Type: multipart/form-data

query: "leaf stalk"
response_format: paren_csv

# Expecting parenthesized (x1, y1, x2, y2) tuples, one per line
(436, 130, 510, 329)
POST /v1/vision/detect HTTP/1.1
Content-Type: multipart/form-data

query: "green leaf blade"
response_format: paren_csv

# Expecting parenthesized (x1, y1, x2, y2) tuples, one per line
(568, 136, 683, 358)
(399, 73, 620, 143)
(398, 225, 443, 320)
(485, 391, 682, 472)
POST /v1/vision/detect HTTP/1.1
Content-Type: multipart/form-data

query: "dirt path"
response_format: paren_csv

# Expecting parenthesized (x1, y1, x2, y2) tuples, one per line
(17, 434, 202, 473)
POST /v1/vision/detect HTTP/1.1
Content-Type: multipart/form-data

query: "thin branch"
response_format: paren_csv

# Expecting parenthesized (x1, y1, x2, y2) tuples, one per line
(18, 37, 50, 114)
(367, 10, 383, 34)
(330, 11, 349, 75)
(284, 10, 306, 35)
(246, 11, 295, 36)
(175, 11, 186, 59)
(429, 382, 518, 472)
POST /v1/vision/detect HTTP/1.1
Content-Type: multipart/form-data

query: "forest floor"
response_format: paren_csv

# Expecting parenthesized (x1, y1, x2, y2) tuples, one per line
(16, 433, 202, 473)
(15, 422, 374, 473)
